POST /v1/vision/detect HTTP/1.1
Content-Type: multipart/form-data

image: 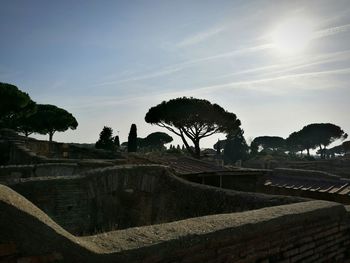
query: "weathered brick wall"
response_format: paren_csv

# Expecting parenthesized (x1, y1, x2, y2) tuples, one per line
(1, 183, 349, 263)
(8, 165, 304, 235)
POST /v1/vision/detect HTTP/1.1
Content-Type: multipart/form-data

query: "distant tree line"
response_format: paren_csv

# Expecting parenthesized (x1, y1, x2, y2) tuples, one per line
(250, 123, 348, 159)
(95, 124, 173, 153)
(3, 84, 347, 162)
(0, 82, 78, 141)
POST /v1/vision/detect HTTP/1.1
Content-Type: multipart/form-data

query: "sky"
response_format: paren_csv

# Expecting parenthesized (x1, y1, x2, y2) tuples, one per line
(1, 0, 350, 148)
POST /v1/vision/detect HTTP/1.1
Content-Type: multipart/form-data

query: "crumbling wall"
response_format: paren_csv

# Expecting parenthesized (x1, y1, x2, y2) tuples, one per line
(8, 165, 304, 235)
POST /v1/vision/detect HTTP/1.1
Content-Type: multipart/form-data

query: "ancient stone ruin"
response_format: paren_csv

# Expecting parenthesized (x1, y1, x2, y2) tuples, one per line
(1, 129, 350, 262)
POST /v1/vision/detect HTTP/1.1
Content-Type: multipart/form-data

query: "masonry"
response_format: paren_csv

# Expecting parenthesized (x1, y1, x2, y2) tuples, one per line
(1, 183, 350, 262)
(1, 129, 350, 262)
(2, 165, 303, 235)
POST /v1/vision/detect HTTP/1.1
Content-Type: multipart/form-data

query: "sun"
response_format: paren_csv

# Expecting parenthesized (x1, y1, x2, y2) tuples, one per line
(271, 17, 314, 55)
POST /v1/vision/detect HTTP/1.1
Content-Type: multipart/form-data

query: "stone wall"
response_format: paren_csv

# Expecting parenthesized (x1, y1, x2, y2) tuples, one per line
(7, 165, 304, 235)
(182, 169, 269, 192)
(0, 128, 124, 165)
(244, 158, 350, 178)
(0, 162, 124, 185)
(1, 184, 349, 262)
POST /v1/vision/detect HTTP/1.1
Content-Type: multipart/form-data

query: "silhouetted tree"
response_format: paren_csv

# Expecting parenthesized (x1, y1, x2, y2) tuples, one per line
(224, 129, 249, 165)
(251, 136, 285, 152)
(142, 132, 173, 150)
(250, 141, 259, 156)
(95, 126, 114, 151)
(145, 97, 241, 158)
(319, 144, 344, 159)
(286, 131, 305, 156)
(299, 123, 347, 159)
(128, 124, 137, 152)
(343, 141, 350, 154)
(28, 104, 78, 142)
(114, 135, 120, 148)
(9, 100, 38, 136)
(0, 82, 33, 127)
(213, 139, 226, 155)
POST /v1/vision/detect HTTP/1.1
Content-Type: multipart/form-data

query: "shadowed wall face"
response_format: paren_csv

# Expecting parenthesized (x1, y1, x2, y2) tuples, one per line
(8, 165, 304, 235)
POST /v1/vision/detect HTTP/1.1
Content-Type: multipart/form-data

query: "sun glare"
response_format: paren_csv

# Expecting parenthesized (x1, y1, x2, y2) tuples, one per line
(271, 17, 314, 55)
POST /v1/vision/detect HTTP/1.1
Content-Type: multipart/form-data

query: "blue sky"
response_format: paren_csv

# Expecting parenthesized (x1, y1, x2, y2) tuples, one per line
(1, 0, 350, 148)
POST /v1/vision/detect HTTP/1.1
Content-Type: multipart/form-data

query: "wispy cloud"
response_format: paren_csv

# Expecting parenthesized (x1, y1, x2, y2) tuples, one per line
(94, 66, 183, 87)
(176, 26, 225, 48)
(314, 23, 350, 39)
(94, 21, 350, 88)
(214, 50, 350, 80)
(94, 43, 273, 87)
(189, 67, 350, 94)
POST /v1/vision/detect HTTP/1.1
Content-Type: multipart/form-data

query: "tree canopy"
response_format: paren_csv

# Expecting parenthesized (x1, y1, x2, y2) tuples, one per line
(141, 132, 173, 149)
(224, 129, 249, 165)
(251, 136, 286, 152)
(0, 82, 33, 127)
(299, 123, 347, 158)
(128, 124, 137, 152)
(95, 126, 115, 151)
(286, 123, 347, 158)
(145, 97, 241, 158)
(29, 104, 78, 142)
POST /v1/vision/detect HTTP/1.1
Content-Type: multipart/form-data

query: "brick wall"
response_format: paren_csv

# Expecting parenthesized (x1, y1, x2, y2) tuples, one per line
(8, 165, 304, 235)
(1, 183, 349, 263)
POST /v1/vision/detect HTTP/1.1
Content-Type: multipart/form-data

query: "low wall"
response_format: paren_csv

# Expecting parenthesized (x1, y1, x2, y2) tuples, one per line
(0, 129, 124, 165)
(1, 184, 349, 262)
(244, 158, 350, 178)
(8, 165, 303, 235)
(182, 169, 269, 192)
(0, 161, 125, 185)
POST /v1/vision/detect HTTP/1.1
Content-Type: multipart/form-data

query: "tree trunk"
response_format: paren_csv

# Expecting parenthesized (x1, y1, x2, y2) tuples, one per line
(306, 148, 310, 156)
(180, 133, 195, 157)
(194, 140, 200, 158)
(49, 132, 54, 142)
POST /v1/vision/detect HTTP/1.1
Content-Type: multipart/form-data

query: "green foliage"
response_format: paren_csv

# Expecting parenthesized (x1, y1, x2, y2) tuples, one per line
(128, 124, 137, 152)
(0, 82, 33, 127)
(213, 139, 226, 154)
(286, 131, 304, 155)
(300, 123, 347, 158)
(287, 123, 347, 158)
(224, 129, 249, 165)
(11, 100, 38, 136)
(140, 132, 173, 150)
(252, 136, 286, 152)
(95, 126, 115, 151)
(145, 97, 241, 158)
(250, 141, 259, 156)
(29, 104, 78, 142)
(114, 135, 120, 148)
